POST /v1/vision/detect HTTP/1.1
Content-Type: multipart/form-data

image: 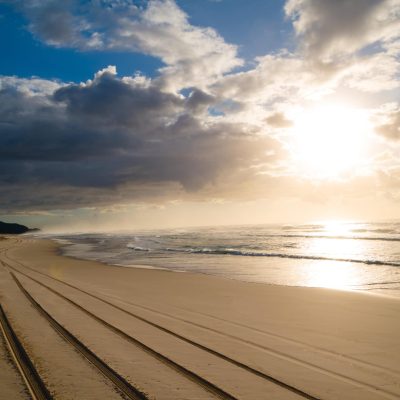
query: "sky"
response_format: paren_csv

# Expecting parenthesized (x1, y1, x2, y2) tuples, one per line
(0, 0, 400, 231)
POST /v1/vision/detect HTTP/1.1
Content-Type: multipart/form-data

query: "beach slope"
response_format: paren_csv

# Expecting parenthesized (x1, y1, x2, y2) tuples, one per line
(0, 237, 399, 399)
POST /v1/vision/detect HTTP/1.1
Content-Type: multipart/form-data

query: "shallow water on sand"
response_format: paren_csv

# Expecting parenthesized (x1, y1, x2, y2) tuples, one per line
(42, 221, 400, 297)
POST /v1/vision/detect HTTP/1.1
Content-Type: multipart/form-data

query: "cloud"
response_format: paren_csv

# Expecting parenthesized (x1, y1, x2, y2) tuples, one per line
(201, 2, 400, 128)
(0, 70, 281, 212)
(341, 51, 400, 92)
(24, 0, 84, 46)
(53, 67, 183, 131)
(266, 112, 293, 128)
(6, 0, 398, 101)
(214, 53, 313, 102)
(0, 75, 63, 95)
(374, 104, 400, 140)
(285, 0, 400, 61)
(6, 0, 242, 90)
(282, 0, 400, 95)
(2, 0, 400, 218)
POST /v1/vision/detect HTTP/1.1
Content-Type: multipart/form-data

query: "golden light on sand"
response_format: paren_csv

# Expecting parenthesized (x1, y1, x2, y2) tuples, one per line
(290, 104, 372, 179)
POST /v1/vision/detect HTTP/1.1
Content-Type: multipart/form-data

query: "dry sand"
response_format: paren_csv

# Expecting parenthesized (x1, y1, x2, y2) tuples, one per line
(1, 236, 400, 399)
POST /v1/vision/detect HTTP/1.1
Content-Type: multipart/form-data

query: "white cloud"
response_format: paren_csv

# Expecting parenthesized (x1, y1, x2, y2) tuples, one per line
(342, 52, 400, 92)
(8, 0, 242, 90)
(0, 75, 63, 96)
(208, 0, 400, 126)
(285, 0, 400, 61)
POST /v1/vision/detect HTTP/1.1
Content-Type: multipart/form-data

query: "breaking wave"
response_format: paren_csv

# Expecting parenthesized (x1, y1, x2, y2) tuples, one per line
(127, 245, 400, 268)
(270, 234, 400, 242)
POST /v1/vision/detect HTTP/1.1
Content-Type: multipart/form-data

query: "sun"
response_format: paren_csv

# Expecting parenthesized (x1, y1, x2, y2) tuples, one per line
(288, 104, 372, 179)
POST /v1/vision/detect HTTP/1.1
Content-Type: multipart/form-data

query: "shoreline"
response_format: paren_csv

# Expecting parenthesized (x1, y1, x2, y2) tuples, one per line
(1, 236, 400, 399)
(52, 235, 399, 300)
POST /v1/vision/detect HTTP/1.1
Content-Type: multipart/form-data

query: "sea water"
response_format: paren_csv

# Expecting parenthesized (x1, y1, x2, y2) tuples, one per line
(43, 221, 400, 298)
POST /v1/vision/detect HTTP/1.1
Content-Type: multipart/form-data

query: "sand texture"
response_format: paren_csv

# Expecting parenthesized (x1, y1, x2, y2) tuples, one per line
(0, 323, 30, 400)
(1, 236, 400, 399)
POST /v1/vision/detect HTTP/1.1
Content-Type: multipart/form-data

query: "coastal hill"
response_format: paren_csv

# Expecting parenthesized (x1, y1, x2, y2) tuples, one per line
(0, 221, 37, 234)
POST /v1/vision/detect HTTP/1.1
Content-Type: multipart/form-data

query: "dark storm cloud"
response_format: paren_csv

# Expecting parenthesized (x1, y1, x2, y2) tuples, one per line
(0, 71, 280, 212)
(0, 77, 139, 162)
(53, 71, 183, 129)
(185, 89, 216, 115)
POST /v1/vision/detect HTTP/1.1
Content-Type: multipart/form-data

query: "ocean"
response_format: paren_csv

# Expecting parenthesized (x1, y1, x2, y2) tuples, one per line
(43, 221, 400, 298)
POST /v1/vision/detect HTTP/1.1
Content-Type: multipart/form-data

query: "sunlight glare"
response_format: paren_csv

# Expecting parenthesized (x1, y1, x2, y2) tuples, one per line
(303, 221, 366, 290)
(305, 261, 360, 290)
(290, 104, 372, 179)
(320, 220, 355, 236)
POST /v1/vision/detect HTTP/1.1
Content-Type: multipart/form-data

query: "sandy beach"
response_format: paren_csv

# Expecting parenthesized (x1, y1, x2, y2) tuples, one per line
(1, 236, 400, 400)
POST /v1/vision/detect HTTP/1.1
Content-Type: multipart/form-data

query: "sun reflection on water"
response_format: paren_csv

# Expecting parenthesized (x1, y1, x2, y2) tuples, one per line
(320, 220, 354, 236)
(305, 261, 360, 290)
(304, 221, 366, 290)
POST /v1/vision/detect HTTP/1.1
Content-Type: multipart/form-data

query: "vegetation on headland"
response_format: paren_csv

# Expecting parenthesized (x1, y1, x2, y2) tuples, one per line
(0, 221, 38, 234)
